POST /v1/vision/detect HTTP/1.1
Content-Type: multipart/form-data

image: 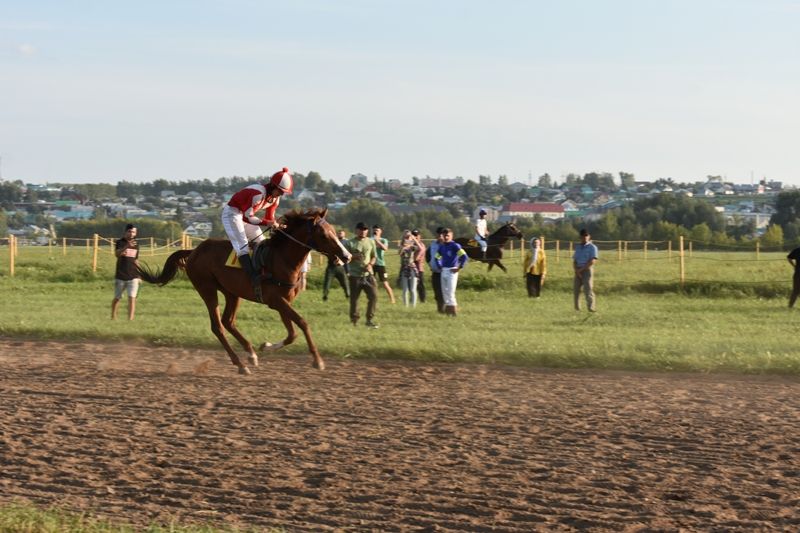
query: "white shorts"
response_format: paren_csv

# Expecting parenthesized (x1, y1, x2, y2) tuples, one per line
(114, 278, 140, 299)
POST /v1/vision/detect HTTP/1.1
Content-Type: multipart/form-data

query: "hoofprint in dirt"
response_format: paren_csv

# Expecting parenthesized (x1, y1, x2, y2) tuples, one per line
(0, 338, 798, 531)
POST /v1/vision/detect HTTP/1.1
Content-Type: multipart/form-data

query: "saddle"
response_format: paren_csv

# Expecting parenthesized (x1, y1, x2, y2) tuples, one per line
(225, 241, 271, 273)
(224, 240, 297, 288)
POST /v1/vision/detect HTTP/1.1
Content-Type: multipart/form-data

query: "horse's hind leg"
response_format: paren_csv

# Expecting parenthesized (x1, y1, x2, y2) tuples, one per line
(196, 285, 250, 375)
(220, 290, 259, 367)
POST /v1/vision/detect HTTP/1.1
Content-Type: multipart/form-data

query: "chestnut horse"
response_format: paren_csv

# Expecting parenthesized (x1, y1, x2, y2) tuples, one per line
(137, 209, 351, 375)
(455, 221, 523, 273)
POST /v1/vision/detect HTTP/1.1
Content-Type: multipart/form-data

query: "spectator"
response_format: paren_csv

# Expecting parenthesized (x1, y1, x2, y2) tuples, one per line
(298, 253, 312, 292)
(399, 231, 420, 307)
(372, 225, 396, 304)
(345, 222, 379, 328)
(787, 245, 800, 307)
(411, 228, 427, 303)
(435, 228, 468, 316)
(573, 228, 599, 312)
(111, 223, 141, 320)
(426, 227, 447, 313)
(523, 237, 547, 298)
(322, 230, 350, 301)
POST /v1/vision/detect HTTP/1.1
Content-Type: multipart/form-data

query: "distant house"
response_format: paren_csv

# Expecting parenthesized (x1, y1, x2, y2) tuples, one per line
(184, 222, 212, 238)
(419, 177, 465, 189)
(348, 173, 369, 190)
(295, 189, 317, 202)
(45, 205, 95, 221)
(500, 202, 565, 220)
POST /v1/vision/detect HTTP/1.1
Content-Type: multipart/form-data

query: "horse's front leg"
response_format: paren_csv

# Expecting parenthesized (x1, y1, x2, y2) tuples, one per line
(263, 298, 324, 370)
(497, 260, 507, 273)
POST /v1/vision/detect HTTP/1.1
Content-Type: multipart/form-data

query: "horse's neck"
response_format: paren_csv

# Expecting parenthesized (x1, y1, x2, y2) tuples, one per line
(270, 236, 309, 280)
(488, 232, 508, 244)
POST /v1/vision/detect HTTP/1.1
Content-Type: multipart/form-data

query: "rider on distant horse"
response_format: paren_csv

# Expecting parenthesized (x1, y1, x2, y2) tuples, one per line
(221, 167, 294, 302)
(474, 209, 489, 258)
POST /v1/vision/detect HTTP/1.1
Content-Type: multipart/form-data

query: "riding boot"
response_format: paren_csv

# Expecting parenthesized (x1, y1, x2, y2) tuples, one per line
(238, 254, 263, 303)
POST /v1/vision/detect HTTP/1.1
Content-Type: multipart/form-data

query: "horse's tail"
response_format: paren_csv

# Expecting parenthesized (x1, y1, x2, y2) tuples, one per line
(137, 250, 192, 286)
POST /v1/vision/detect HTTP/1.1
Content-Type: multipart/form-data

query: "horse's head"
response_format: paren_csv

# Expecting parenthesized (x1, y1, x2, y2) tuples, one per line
(501, 221, 524, 240)
(281, 209, 351, 265)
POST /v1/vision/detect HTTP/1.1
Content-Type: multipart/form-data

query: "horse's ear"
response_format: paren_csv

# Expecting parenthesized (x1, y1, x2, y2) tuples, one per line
(320, 208, 328, 220)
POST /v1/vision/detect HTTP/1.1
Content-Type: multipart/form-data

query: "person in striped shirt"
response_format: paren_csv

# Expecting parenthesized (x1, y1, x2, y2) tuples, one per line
(434, 228, 468, 316)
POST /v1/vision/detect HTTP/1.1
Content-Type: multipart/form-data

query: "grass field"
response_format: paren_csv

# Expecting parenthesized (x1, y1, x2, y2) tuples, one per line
(0, 502, 271, 533)
(1, 244, 798, 374)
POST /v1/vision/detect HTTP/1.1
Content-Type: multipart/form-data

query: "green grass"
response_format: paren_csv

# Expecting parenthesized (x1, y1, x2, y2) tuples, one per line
(0, 502, 272, 533)
(1, 245, 798, 374)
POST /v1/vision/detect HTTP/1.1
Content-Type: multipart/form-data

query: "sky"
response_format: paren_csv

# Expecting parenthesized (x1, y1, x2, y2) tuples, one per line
(1, 0, 799, 186)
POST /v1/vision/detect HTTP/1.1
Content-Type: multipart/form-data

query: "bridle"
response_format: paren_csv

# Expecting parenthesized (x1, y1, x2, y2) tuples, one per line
(275, 216, 331, 254)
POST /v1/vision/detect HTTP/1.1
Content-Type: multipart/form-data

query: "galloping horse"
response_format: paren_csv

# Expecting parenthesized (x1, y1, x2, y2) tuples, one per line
(137, 208, 351, 375)
(455, 221, 523, 273)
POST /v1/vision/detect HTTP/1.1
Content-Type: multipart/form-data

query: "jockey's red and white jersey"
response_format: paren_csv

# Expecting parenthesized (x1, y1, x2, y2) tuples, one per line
(227, 184, 280, 224)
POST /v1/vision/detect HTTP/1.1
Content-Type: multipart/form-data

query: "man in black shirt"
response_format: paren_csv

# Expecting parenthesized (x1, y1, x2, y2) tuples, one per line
(111, 223, 141, 320)
(787, 246, 800, 308)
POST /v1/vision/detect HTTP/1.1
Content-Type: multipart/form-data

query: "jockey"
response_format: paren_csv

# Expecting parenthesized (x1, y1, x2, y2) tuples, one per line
(474, 209, 489, 258)
(221, 167, 294, 302)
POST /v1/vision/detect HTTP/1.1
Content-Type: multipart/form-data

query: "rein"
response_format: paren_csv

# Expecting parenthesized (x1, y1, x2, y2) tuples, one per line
(261, 217, 332, 288)
(275, 217, 329, 252)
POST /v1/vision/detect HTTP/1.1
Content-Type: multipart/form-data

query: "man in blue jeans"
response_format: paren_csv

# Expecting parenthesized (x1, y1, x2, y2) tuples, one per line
(573, 228, 599, 312)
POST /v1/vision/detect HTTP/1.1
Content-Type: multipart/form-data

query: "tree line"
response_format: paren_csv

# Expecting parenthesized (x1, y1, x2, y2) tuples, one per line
(3, 176, 800, 250)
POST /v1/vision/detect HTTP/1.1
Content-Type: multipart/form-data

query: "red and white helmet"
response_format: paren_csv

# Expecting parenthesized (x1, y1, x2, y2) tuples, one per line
(269, 167, 294, 194)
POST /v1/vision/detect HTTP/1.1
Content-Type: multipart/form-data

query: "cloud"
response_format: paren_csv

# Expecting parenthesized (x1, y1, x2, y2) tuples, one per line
(17, 43, 36, 56)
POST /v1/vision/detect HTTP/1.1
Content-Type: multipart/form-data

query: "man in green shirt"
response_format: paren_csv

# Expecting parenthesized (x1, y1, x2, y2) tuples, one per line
(345, 221, 379, 328)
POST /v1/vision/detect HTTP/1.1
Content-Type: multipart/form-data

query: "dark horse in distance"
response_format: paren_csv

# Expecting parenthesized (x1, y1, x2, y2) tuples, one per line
(455, 221, 523, 273)
(137, 209, 351, 375)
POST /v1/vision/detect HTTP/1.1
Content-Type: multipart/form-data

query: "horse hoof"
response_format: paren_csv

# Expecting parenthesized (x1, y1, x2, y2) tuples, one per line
(260, 341, 284, 353)
(313, 359, 325, 371)
(238, 366, 251, 375)
(248, 353, 259, 367)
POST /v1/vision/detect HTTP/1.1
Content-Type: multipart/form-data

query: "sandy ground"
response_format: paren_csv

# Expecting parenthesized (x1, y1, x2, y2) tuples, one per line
(1, 337, 799, 532)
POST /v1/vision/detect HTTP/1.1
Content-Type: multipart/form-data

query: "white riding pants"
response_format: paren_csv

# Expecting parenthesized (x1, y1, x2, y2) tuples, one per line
(441, 268, 459, 306)
(474, 233, 488, 253)
(221, 204, 266, 256)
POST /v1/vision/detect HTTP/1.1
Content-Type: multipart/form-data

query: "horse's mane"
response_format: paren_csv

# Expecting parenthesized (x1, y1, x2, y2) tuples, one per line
(269, 208, 327, 248)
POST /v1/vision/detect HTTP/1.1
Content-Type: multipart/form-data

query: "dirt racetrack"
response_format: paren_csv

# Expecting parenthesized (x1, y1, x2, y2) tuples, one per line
(1, 338, 799, 531)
